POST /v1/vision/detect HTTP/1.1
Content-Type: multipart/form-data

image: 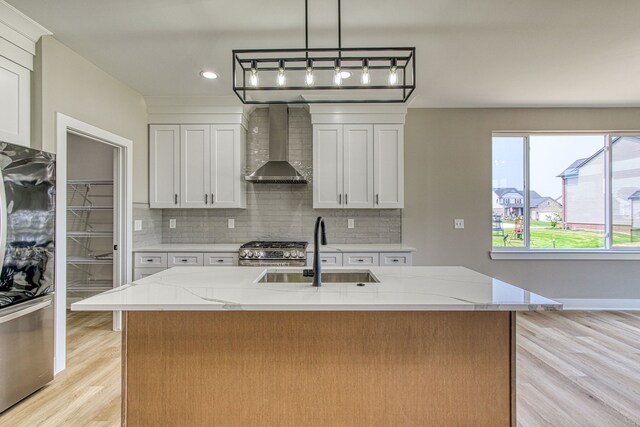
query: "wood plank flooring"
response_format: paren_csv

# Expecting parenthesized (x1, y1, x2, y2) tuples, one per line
(517, 311, 640, 427)
(1, 310, 639, 426)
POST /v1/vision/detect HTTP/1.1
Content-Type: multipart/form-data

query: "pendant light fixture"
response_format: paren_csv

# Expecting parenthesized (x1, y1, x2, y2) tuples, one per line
(232, 0, 415, 104)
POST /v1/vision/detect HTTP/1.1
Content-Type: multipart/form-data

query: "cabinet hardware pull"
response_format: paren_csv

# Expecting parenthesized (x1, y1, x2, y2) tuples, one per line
(357, 259, 364, 262)
(338, 194, 342, 204)
(181, 259, 188, 262)
(211, 193, 214, 203)
(345, 194, 348, 205)
(174, 194, 178, 205)
(146, 259, 154, 262)
(217, 259, 224, 263)
(376, 194, 379, 205)
(392, 259, 399, 262)
(205, 194, 208, 204)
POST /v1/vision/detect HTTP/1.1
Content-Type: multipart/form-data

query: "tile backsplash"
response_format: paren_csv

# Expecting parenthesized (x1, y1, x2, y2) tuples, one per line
(144, 107, 401, 245)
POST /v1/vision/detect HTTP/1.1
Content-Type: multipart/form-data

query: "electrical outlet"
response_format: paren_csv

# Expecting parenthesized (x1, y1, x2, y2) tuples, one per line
(454, 219, 465, 229)
(228, 218, 235, 229)
(169, 219, 176, 229)
(348, 218, 355, 229)
(134, 220, 142, 231)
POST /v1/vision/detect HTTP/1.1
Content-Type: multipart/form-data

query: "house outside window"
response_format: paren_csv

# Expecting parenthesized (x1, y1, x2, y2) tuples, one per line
(492, 133, 640, 254)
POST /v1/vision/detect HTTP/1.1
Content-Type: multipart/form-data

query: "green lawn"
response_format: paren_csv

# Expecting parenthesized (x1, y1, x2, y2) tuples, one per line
(493, 227, 637, 249)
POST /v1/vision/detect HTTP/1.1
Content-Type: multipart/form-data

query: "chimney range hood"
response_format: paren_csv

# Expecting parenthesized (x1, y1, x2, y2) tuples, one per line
(245, 105, 307, 184)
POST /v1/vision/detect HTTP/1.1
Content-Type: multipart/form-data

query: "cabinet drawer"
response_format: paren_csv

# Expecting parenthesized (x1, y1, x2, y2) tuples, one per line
(168, 252, 204, 267)
(204, 252, 238, 266)
(380, 252, 412, 266)
(135, 252, 168, 268)
(343, 253, 379, 266)
(306, 253, 343, 267)
(134, 267, 166, 281)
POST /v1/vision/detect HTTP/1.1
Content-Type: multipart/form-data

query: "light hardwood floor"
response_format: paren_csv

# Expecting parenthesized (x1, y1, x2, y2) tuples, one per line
(1, 311, 639, 426)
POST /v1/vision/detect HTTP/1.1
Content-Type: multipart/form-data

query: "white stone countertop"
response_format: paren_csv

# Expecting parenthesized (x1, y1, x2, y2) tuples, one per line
(71, 266, 561, 312)
(133, 243, 416, 253)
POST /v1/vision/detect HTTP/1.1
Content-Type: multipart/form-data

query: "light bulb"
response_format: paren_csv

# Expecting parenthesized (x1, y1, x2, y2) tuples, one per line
(334, 59, 342, 86)
(305, 59, 314, 86)
(361, 59, 370, 85)
(388, 58, 398, 86)
(277, 60, 286, 86)
(249, 61, 258, 87)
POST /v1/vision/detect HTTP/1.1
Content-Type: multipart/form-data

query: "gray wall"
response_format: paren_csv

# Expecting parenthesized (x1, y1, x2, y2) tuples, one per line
(161, 108, 402, 244)
(32, 36, 148, 203)
(403, 108, 640, 299)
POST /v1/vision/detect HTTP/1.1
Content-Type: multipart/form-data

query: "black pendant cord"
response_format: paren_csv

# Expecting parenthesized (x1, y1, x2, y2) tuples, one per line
(338, 0, 342, 59)
(305, 0, 309, 59)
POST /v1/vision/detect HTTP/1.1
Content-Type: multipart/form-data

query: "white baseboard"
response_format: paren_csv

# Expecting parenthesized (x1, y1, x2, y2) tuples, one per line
(555, 298, 640, 310)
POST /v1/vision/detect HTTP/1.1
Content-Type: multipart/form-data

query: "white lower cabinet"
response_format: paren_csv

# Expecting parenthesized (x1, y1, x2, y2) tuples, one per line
(205, 253, 238, 266)
(306, 252, 412, 267)
(134, 251, 238, 280)
(168, 252, 204, 267)
(344, 253, 380, 266)
(306, 253, 343, 267)
(380, 252, 412, 266)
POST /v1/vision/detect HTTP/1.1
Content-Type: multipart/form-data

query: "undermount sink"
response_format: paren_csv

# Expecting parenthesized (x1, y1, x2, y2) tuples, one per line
(257, 269, 379, 284)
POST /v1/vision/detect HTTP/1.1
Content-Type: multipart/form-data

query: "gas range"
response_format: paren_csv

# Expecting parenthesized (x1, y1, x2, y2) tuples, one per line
(239, 241, 308, 267)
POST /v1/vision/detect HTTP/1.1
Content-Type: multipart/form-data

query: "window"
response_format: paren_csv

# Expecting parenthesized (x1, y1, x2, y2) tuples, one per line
(492, 133, 640, 252)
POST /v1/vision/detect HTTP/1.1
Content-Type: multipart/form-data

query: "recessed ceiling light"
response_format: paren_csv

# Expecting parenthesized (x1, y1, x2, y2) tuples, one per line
(340, 71, 351, 79)
(200, 70, 218, 80)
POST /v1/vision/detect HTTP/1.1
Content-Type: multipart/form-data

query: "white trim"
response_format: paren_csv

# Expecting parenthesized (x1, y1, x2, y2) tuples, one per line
(145, 96, 250, 128)
(0, 1, 51, 42)
(308, 104, 407, 125)
(490, 250, 640, 260)
(55, 113, 133, 374)
(555, 298, 640, 310)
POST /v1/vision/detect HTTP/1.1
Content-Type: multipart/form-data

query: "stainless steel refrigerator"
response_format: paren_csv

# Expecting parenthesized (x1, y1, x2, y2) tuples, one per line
(0, 141, 55, 413)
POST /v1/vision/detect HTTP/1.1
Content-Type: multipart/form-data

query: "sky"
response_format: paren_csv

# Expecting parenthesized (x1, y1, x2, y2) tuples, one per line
(493, 135, 605, 199)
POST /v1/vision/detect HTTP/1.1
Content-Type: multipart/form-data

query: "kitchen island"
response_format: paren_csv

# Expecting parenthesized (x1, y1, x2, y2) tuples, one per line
(72, 266, 561, 426)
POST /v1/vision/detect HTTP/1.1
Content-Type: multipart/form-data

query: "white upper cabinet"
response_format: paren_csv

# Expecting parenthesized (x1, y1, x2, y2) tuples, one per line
(149, 125, 180, 208)
(149, 123, 246, 209)
(209, 125, 245, 208)
(343, 125, 374, 208)
(181, 125, 209, 208)
(0, 56, 29, 147)
(313, 122, 403, 209)
(313, 125, 343, 209)
(374, 124, 404, 208)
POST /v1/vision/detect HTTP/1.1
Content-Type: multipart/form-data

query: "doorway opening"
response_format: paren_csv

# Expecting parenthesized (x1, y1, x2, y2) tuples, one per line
(55, 113, 132, 374)
(65, 133, 117, 310)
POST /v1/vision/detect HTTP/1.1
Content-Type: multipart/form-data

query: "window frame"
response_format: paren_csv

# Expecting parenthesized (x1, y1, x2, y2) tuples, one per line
(491, 131, 640, 260)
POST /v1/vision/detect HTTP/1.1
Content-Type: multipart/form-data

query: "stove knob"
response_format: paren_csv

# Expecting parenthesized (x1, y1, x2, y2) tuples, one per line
(259, 251, 265, 258)
(240, 250, 247, 258)
(247, 250, 254, 258)
(298, 251, 305, 258)
(284, 251, 290, 258)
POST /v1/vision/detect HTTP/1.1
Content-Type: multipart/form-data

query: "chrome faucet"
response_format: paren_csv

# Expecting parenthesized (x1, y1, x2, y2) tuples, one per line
(308, 216, 327, 287)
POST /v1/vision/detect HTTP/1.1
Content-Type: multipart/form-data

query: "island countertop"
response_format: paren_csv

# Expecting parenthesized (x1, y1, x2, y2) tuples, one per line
(71, 266, 561, 312)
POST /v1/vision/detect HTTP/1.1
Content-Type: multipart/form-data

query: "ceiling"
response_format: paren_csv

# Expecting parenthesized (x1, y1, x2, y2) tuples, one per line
(8, 0, 640, 107)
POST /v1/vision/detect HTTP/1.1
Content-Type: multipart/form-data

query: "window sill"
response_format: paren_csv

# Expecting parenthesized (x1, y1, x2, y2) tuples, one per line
(490, 250, 640, 260)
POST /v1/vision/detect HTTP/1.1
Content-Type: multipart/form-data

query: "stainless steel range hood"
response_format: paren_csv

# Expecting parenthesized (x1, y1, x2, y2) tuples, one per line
(245, 105, 307, 184)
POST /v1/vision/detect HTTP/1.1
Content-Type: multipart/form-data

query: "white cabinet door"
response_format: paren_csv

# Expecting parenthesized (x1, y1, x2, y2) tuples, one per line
(343, 125, 374, 208)
(180, 125, 210, 208)
(149, 125, 180, 208)
(374, 124, 404, 209)
(313, 125, 343, 208)
(0, 56, 29, 147)
(210, 125, 245, 208)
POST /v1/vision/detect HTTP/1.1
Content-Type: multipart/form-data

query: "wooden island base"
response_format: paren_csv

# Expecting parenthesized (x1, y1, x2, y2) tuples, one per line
(122, 311, 515, 426)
